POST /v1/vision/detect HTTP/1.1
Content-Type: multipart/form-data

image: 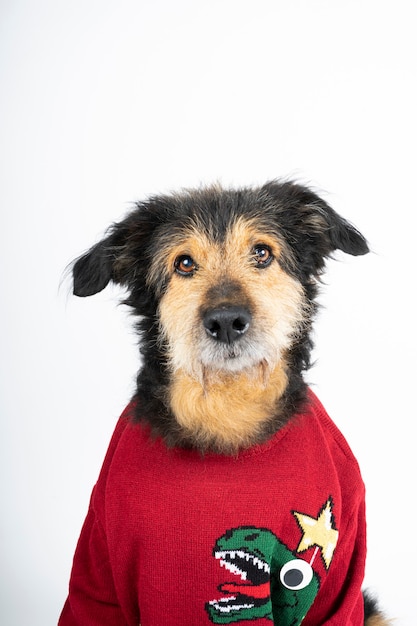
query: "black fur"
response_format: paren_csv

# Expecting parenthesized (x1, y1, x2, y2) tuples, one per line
(363, 589, 388, 623)
(73, 180, 369, 449)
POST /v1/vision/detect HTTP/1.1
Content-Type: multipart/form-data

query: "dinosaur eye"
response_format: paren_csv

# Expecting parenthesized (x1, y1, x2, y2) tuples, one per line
(174, 254, 197, 276)
(244, 532, 260, 541)
(279, 559, 313, 591)
(252, 244, 273, 268)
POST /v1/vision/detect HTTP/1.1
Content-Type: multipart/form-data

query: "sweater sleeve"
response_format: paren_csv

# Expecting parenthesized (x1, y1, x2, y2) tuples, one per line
(58, 410, 134, 626)
(303, 492, 367, 625)
(58, 491, 128, 625)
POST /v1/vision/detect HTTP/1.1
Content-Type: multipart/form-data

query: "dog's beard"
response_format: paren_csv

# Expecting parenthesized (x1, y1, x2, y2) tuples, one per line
(198, 333, 279, 380)
(200, 356, 273, 390)
(162, 323, 298, 390)
(158, 286, 308, 451)
(163, 331, 295, 453)
(158, 276, 309, 390)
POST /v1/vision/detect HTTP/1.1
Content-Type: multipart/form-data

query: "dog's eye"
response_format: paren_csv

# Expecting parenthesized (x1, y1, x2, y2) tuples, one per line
(174, 255, 197, 276)
(252, 244, 273, 268)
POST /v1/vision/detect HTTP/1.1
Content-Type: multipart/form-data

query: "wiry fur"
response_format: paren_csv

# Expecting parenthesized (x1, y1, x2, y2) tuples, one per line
(363, 591, 392, 626)
(72, 180, 368, 453)
(72, 179, 388, 624)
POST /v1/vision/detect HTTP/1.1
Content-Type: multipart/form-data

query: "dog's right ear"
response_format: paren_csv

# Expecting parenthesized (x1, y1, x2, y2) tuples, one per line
(72, 199, 164, 299)
(72, 214, 138, 297)
(72, 236, 117, 297)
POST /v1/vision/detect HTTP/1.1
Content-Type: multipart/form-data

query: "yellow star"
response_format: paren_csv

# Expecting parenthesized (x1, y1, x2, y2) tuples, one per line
(293, 498, 339, 570)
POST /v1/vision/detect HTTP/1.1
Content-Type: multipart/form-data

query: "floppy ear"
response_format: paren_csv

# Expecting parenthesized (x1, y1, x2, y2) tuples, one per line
(72, 214, 141, 297)
(72, 202, 163, 298)
(263, 181, 369, 277)
(72, 234, 119, 297)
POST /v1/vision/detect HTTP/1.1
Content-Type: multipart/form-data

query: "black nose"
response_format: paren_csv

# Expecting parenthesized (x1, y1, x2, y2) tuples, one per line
(203, 306, 251, 344)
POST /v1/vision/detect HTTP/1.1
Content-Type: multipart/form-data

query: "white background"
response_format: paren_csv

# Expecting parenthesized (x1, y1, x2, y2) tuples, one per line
(1, 1, 415, 624)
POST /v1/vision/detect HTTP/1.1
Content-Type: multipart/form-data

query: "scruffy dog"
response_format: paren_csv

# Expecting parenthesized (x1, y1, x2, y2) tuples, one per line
(60, 181, 388, 625)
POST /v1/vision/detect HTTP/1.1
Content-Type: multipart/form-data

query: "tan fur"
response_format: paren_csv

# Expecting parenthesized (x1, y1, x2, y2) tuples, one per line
(365, 616, 393, 626)
(169, 362, 289, 453)
(156, 217, 307, 451)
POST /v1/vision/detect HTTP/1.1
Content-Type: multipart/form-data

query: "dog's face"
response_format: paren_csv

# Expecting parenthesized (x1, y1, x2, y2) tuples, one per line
(72, 181, 368, 452)
(155, 216, 305, 382)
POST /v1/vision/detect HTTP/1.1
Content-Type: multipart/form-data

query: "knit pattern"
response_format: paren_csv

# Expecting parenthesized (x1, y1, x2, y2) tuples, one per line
(59, 390, 366, 625)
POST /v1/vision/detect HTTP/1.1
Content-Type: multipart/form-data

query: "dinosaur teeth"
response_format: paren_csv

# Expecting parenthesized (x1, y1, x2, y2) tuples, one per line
(208, 598, 255, 613)
(253, 556, 270, 573)
(214, 550, 270, 574)
(219, 558, 247, 580)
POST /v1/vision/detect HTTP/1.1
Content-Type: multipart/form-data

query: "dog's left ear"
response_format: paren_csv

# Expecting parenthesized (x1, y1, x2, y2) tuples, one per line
(263, 181, 369, 277)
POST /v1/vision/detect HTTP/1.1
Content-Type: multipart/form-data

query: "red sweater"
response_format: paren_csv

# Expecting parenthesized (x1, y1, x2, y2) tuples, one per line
(59, 390, 366, 625)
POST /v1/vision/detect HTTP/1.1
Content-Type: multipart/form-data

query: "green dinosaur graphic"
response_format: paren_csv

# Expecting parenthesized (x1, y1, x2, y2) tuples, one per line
(206, 526, 320, 624)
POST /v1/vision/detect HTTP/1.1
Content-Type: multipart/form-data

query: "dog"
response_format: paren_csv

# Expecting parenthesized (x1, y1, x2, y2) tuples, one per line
(60, 180, 389, 625)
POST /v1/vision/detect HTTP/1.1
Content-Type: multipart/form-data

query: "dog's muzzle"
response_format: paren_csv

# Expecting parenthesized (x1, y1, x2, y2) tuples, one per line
(203, 305, 251, 345)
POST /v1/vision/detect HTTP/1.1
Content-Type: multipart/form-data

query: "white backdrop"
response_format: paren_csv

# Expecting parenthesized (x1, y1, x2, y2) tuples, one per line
(1, 1, 415, 624)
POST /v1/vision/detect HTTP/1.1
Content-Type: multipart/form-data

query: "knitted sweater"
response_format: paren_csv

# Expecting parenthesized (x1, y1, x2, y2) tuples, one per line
(59, 390, 366, 625)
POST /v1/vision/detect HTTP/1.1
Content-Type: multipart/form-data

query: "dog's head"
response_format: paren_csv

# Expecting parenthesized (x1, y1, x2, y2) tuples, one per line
(72, 181, 368, 452)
